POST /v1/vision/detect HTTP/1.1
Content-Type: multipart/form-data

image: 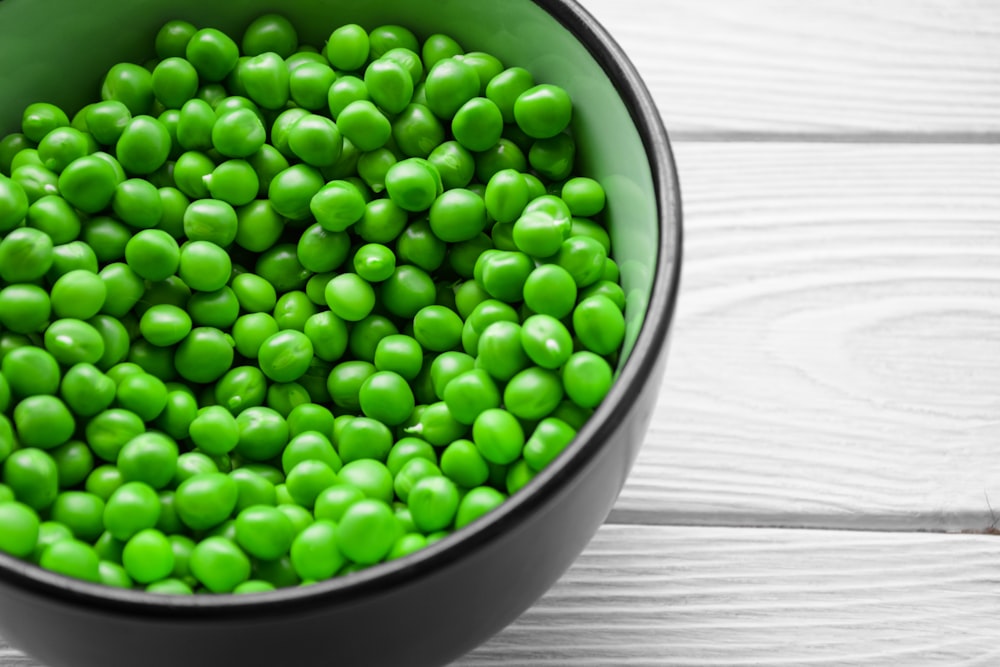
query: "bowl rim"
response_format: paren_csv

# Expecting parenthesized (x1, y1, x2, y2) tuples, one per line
(0, 0, 683, 614)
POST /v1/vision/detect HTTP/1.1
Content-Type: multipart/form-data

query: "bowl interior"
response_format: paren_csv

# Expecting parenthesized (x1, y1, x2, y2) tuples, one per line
(0, 0, 656, 363)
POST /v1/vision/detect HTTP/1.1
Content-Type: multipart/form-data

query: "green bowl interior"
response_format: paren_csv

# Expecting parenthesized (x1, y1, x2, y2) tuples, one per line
(0, 0, 656, 366)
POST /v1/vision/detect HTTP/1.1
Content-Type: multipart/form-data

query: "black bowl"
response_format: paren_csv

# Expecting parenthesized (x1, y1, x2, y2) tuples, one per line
(0, 0, 681, 665)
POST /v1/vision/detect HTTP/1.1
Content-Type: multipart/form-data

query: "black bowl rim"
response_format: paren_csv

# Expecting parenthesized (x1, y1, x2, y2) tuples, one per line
(0, 0, 683, 615)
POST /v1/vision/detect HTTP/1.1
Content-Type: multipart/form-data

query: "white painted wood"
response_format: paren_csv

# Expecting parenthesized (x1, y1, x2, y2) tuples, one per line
(611, 142, 1000, 530)
(577, 0, 1000, 137)
(459, 524, 1000, 665)
(4, 525, 999, 666)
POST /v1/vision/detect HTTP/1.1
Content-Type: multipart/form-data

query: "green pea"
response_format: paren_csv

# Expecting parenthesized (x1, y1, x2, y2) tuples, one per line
(21, 103, 69, 142)
(173, 452, 219, 487)
(11, 395, 74, 450)
(178, 241, 232, 292)
(214, 366, 267, 415)
(0, 133, 33, 176)
(470, 408, 525, 465)
(571, 295, 625, 357)
(2, 346, 59, 397)
(352, 243, 396, 282)
(269, 163, 325, 220)
(451, 97, 503, 152)
(154, 20, 197, 59)
(85, 101, 132, 148)
(281, 431, 341, 477)
(395, 219, 446, 272)
(232, 313, 280, 359)
(426, 188, 486, 243)
(174, 472, 238, 532)
(512, 83, 573, 139)
(24, 195, 78, 244)
(373, 334, 422, 381)
(115, 370, 169, 421)
(0, 226, 52, 282)
(50, 440, 95, 489)
(37, 126, 93, 174)
(182, 198, 237, 246)
(440, 439, 490, 488)
(172, 151, 213, 199)
(111, 177, 162, 229)
(121, 528, 174, 584)
(286, 114, 342, 168)
(88, 314, 131, 370)
(233, 505, 294, 562)
(485, 66, 534, 124)
(0, 285, 49, 334)
(523, 264, 577, 319)
(392, 104, 446, 158)
(47, 269, 105, 321)
(85, 465, 124, 502)
(273, 290, 317, 332)
(310, 179, 366, 232)
(2, 448, 58, 511)
(102, 480, 160, 540)
(296, 222, 350, 274)
(229, 469, 278, 512)
(362, 58, 413, 115)
(529, 133, 576, 181)
(205, 160, 258, 206)
(284, 459, 338, 508)
(334, 498, 399, 565)
(0, 502, 40, 558)
(289, 61, 337, 111)
(84, 408, 144, 463)
(231, 273, 278, 313)
(152, 58, 199, 109)
(303, 311, 348, 363)
(424, 58, 479, 119)
(235, 406, 288, 462)
(356, 148, 396, 194)
(379, 265, 436, 319)
(240, 13, 298, 57)
(419, 32, 462, 69)
(212, 108, 266, 158)
(356, 197, 407, 243)
(46, 241, 98, 283)
(190, 536, 250, 593)
(324, 24, 369, 71)
(384, 157, 441, 212)
(174, 327, 233, 384)
(0, 174, 29, 232)
(476, 250, 533, 303)
(154, 389, 199, 441)
(357, 371, 414, 426)
(335, 100, 391, 153)
(454, 486, 506, 530)
(176, 99, 215, 151)
(256, 330, 314, 383)
(348, 315, 397, 363)
(483, 168, 528, 225)
(428, 353, 475, 401)
(38, 538, 101, 583)
(287, 519, 344, 581)
(562, 351, 614, 409)
(448, 233, 493, 279)
(442, 368, 501, 426)
(325, 273, 375, 322)
(188, 405, 239, 456)
(404, 401, 466, 446)
(406, 476, 458, 533)
(520, 314, 573, 369)
(426, 140, 474, 190)
(474, 138, 527, 183)
(504, 366, 564, 421)
(235, 200, 284, 252)
(240, 52, 290, 111)
(186, 28, 239, 82)
(42, 319, 104, 366)
(554, 235, 607, 288)
(382, 47, 424, 86)
(187, 287, 240, 329)
(114, 116, 170, 176)
(124, 229, 180, 282)
(523, 417, 577, 472)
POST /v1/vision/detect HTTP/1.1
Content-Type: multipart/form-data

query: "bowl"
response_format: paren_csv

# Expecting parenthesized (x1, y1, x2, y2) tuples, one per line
(0, 0, 682, 665)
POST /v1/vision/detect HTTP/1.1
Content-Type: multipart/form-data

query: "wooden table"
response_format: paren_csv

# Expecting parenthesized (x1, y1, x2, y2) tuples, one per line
(4, 1, 1000, 665)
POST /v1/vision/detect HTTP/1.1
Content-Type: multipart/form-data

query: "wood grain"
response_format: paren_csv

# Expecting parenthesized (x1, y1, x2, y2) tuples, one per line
(578, 0, 1000, 138)
(459, 525, 1000, 665)
(611, 142, 1000, 531)
(3, 525, 998, 666)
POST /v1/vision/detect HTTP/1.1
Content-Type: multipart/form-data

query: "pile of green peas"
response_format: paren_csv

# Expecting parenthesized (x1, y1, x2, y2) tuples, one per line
(0, 14, 627, 594)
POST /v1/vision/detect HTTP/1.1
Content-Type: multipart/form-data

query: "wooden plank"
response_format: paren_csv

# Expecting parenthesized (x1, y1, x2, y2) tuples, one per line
(3, 525, 998, 666)
(459, 524, 1000, 665)
(577, 0, 1000, 137)
(611, 142, 1000, 530)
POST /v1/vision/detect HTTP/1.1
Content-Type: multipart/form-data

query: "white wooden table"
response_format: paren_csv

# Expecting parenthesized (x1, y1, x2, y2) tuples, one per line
(4, 1, 1000, 665)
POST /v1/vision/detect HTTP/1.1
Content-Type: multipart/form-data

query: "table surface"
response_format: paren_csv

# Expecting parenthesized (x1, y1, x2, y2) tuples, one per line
(4, 1, 1000, 665)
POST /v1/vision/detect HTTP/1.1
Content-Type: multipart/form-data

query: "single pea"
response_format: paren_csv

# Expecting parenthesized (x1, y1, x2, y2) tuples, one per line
(476, 250, 533, 304)
(175, 472, 238, 532)
(529, 133, 576, 181)
(116, 373, 169, 422)
(335, 100, 391, 153)
(324, 273, 375, 322)
(395, 219, 446, 272)
(190, 536, 250, 593)
(0, 133, 33, 175)
(211, 108, 266, 158)
(58, 363, 114, 418)
(231, 201, 280, 254)
(0, 226, 52, 282)
(21, 103, 69, 143)
(285, 114, 342, 168)
(0, 416, 12, 462)
(440, 439, 490, 488)
(392, 104, 446, 158)
(428, 188, 487, 243)
(25, 195, 81, 245)
(562, 351, 614, 410)
(85, 465, 125, 502)
(301, 311, 347, 364)
(0, 174, 29, 232)
(230, 313, 278, 361)
(483, 169, 529, 225)
(0, 285, 50, 335)
(47, 491, 104, 544)
(173, 452, 218, 487)
(155, 389, 199, 441)
(420, 32, 463, 69)
(233, 504, 295, 563)
(504, 366, 564, 421)
(363, 58, 413, 115)
(355, 197, 408, 243)
(471, 409, 524, 465)
(288, 519, 344, 581)
(523, 264, 578, 319)
(42, 318, 104, 366)
(256, 330, 314, 383)
(474, 138, 527, 183)
(172, 151, 214, 199)
(50, 440, 95, 489)
(485, 66, 534, 123)
(356, 148, 396, 194)
(214, 366, 267, 415)
(554, 235, 607, 288)
(186, 28, 239, 82)
(47, 240, 99, 283)
(123, 229, 179, 282)
(187, 287, 240, 328)
(2, 344, 60, 397)
(231, 273, 278, 313)
(347, 315, 398, 364)
(102, 481, 160, 541)
(358, 371, 414, 427)
(240, 13, 298, 57)
(39, 538, 101, 583)
(523, 417, 578, 472)
(12, 396, 75, 450)
(324, 360, 373, 412)
(186, 405, 239, 457)
(451, 97, 503, 152)
(448, 234, 492, 280)
(241, 52, 290, 110)
(173, 327, 234, 384)
(408, 476, 460, 533)
(513, 84, 573, 139)
(424, 58, 479, 119)
(146, 578, 194, 595)
(384, 157, 441, 212)
(175, 99, 215, 151)
(46, 271, 106, 327)
(152, 57, 200, 109)
(428, 351, 476, 399)
(289, 61, 337, 111)
(392, 457, 442, 504)
(37, 126, 93, 174)
(311, 486, 363, 525)
(114, 115, 170, 176)
(255, 243, 312, 293)
(85, 408, 146, 463)
(178, 241, 232, 292)
(334, 498, 399, 566)
(0, 502, 40, 558)
(230, 468, 278, 512)
(372, 334, 422, 381)
(379, 265, 436, 319)
(234, 406, 289, 462)
(325, 23, 369, 71)
(97, 560, 133, 589)
(310, 179, 366, 232)
(454, 486, 506, 530)
(285, 459, 339, 508)
(412, 305, 463, 352)
(204, 160, 258, 207)
(88, 313, 132, 370)
(336, 459, 394, 504)
(268, 163, 324, 221)
(353, 243, 397, 282)
(572, 294, 626, 356)
(273, 290, 318, 331)
(155, 19, 197, 59)
(442, 369, 501, 425)
(122, 528, 174, 584)
(31, 522, 73, 564)
(520, 314, 574, 369)
(404, 401, 467, 446)
(296, 222, 350, 274)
